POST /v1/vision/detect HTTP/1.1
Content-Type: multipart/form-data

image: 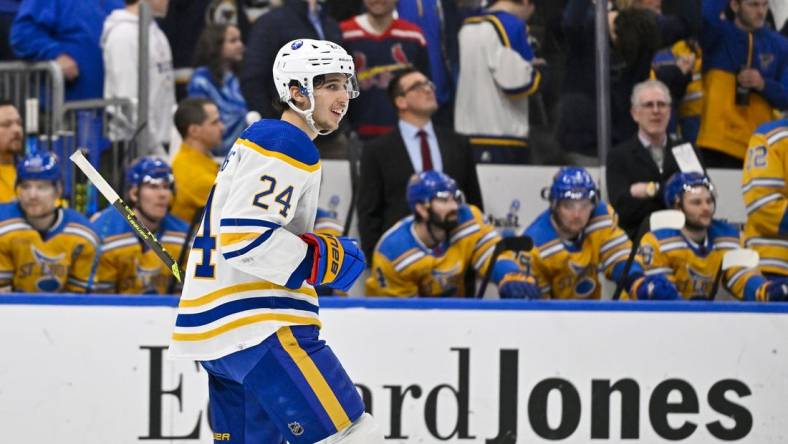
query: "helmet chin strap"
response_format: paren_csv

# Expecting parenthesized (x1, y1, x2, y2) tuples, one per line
(286, 94, 339, 137)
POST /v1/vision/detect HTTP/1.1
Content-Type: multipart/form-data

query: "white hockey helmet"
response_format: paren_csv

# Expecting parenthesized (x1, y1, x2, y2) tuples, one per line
(273, 39, 359, 135)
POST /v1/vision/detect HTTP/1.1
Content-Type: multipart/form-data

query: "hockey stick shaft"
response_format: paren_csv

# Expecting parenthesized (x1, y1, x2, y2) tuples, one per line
(70, 150, 182, 282)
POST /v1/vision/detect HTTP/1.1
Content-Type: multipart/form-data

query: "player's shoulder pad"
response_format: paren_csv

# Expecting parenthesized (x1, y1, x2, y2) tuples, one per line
(163, 213, 189, 233)
(523, 209, 557, 248)
(61, 208, 100, 245)
(754, 118, 788, 137)
(90, 208, 132, 239)
(0, 202, 23, 221)
(377, 217, 419, 262)
(458, 204, 482, 225)
(237, 119, 319, 171)
(708, 219, 740, 242)
(650, 227, 683, 242)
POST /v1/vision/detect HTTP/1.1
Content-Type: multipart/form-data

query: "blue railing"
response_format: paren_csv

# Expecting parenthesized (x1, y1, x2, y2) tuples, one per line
(1, 293, 787, 313)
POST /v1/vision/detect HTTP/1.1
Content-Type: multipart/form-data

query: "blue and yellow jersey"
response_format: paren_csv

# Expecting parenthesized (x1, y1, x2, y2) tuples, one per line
(314, 208, 343, 237)
(90, 208, 188, 294)
(653, 40, 703, 119)
(640, 220, 767, 301)
(366, 204, 501, 297)
(697, 0, 788, 159)
(0, 203, 98, 293)
(742, 119, 788, 277)
(522, 203, 636, 300)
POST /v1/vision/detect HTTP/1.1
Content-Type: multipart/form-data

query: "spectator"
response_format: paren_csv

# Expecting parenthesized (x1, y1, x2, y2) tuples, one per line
(170, 98, 223, 226)
(358, 68, 482, 259)
(91, 157, 188, 294)
(160, 0, 251, 99)
(340, 0, 430, 139)
(366, 171, 538, 298)
(520, 166, 679, 300)
(0, 152, 98, 293)
(697, 0, 788, 168)
(397, 0, 461, 126)
(102, 0, 175, 157)
(742, 118, 788, 279)
(0, 100, 22, 203)
(640, 172, 788, 301)
(651, 38, 703, 143)
(188, 23, 248, 157)
(607, 80, 705, 239)
(454, 0, 541, 164)
(10, 0, 124, 100)
(558, 0, 695, 163)
(240, 0, 342, 119)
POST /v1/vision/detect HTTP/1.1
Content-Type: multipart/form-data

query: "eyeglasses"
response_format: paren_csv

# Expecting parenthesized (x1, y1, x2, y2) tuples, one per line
(401, 80, 436, 95)
(638, 100, 670, 110)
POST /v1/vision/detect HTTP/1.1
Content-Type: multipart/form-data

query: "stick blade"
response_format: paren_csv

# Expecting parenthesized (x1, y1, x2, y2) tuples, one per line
(649, 210, 685, 231)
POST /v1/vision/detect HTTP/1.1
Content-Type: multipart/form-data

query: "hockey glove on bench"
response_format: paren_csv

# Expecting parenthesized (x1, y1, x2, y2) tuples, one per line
(300, 233, 366, 292)
(630, 275, 680, 300)
(498, 272, 541, 299)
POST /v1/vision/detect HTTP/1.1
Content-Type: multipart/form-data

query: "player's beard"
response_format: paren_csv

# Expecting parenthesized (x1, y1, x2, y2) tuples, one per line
(428, 209, 460, 233)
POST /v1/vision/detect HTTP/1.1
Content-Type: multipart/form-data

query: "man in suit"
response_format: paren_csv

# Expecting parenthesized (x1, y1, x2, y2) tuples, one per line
(358, 67, 482, 259)
(607, 79, 704, 239)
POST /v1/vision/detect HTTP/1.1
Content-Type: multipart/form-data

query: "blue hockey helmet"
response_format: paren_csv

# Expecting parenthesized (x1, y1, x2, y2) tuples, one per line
(406, 171, 462, 212)
(16, 151, 61, 184)
(663, 172, 714, 208)
(126, 156, 173, 190)
(544, 167, 599, 203)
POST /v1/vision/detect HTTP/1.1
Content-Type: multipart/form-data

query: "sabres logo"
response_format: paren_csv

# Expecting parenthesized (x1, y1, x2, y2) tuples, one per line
(288, 421, 304, 436)
(291, 40, 303, 50)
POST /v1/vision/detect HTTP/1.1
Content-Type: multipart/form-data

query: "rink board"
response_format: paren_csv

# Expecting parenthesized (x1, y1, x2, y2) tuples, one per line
(0, 296, 787, 444)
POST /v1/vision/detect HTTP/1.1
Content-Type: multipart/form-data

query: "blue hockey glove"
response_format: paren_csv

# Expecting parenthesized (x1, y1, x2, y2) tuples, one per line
(761, 279, 788, 302)
(300, 233, 366, 292)
(498, 272, 541, 299)
(631, 275, 680, 300)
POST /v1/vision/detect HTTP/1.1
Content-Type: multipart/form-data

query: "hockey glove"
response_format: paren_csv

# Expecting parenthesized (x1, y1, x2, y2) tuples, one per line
(631, 275, 680, 300)
(301, 233, 366, 292)
(498, 272, 541, 299)
(759, 279, 788, 302)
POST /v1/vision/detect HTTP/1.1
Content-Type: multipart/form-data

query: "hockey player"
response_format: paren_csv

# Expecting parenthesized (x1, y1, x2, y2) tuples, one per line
(0, 152, 98, 293)
(168, 39, 382, 443)
(90, 157, 188, 294)
(366, 170, 539, 298)
(522, 167, 679, 300)
(640, 172, 788, 301)
(742, 118, 788, 278)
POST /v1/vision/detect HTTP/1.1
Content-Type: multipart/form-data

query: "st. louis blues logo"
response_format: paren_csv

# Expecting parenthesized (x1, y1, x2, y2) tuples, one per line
(569, 261, 596, 298)
(639, 245, 655, 266)
(430, 265, 461, 296)
(31, 246, 65, 292)
(136, 264, 162, 294)
(687, 266, 712, 296)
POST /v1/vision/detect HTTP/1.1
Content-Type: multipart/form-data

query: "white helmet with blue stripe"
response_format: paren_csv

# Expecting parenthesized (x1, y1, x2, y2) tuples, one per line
(273, 39, 359, 135)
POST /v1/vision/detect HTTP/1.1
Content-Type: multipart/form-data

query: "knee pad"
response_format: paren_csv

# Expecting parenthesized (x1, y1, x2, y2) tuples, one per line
(317, 413, 384, 444)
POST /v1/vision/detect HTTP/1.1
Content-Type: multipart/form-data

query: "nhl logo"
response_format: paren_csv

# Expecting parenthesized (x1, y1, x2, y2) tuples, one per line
(288, 421, 304, 436)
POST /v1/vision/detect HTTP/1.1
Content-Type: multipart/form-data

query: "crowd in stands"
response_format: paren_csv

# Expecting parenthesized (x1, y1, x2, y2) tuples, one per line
(0, 0, 786, 300)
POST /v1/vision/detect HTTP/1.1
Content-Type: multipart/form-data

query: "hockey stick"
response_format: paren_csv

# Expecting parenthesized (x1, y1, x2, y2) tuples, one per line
(612, 210, 685, 300)
(707, 249, 759, 301)
(476, 235, 534, 299)
(70, 150, 182, 282)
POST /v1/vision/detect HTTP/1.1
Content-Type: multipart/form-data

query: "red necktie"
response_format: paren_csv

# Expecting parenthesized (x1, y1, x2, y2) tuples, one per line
(417, 130, 434, 171)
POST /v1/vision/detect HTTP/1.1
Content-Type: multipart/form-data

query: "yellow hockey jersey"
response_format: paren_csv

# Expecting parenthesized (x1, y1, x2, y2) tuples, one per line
(0, 203, 98, 293)
(742, 119, 788, 277)
(522, 203, 637, 300)
(90, 208, 188, 294)
(639, 221, 767, 301)
(366, 204, 504, 297)
(0, 163, 15, 204)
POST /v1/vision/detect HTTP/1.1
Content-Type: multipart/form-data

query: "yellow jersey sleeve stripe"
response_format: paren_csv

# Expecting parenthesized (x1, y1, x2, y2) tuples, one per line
(276, 327, 353, 431)
(179, 281, 317, 308)
(237, 138, 321, 172)
(220, 232, 264, 247)
(172, 314, 321, 341)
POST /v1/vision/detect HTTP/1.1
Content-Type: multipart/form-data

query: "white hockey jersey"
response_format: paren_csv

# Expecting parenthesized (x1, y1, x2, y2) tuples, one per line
(169, 119, 322, 360)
